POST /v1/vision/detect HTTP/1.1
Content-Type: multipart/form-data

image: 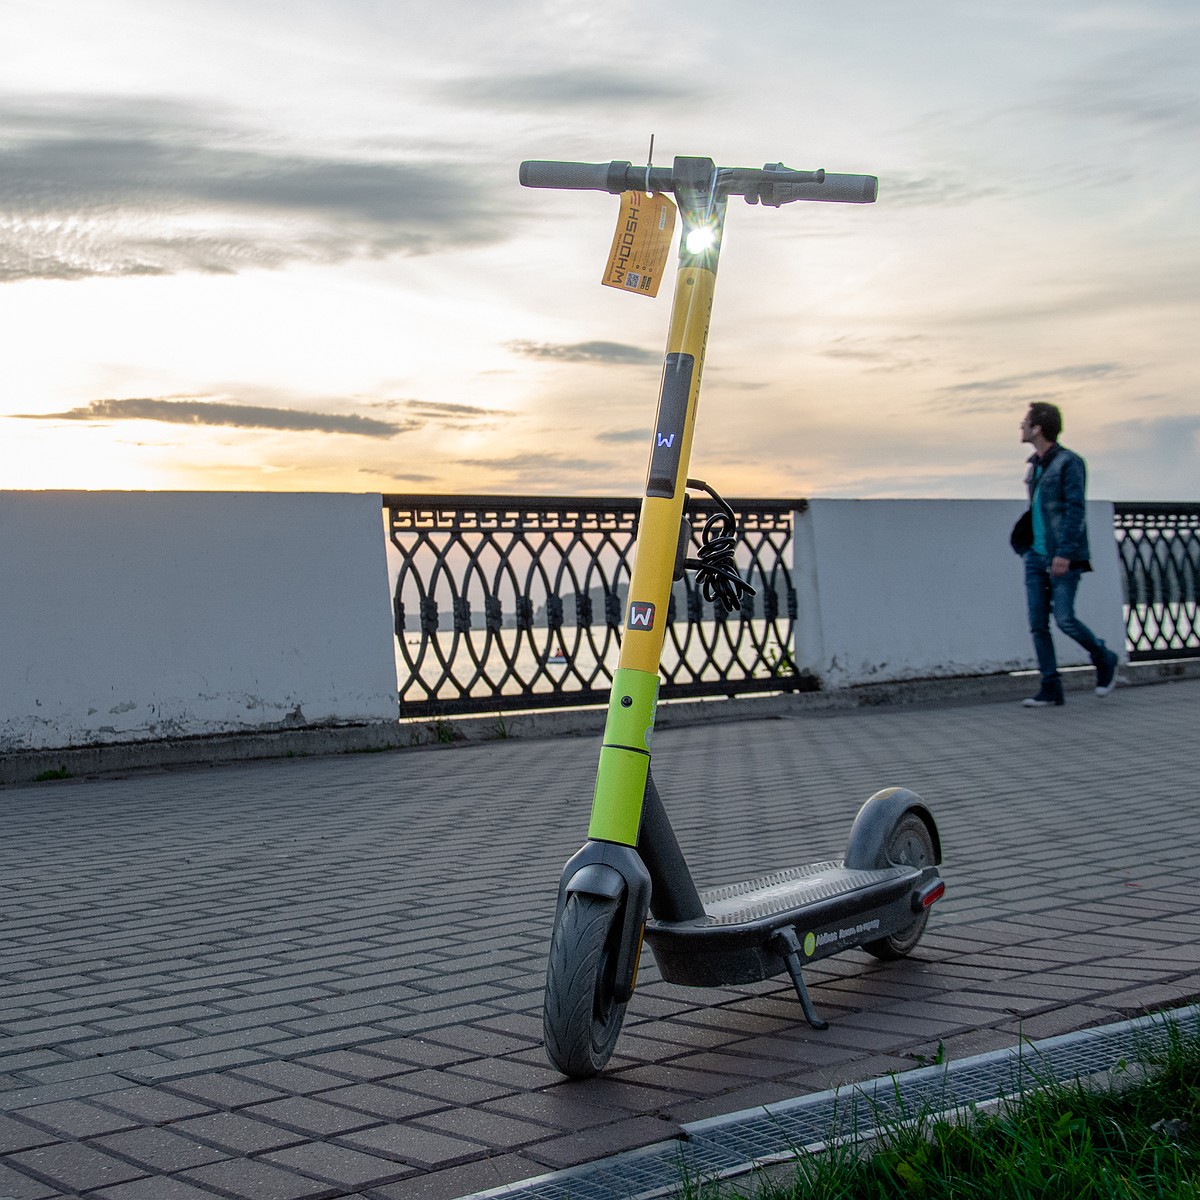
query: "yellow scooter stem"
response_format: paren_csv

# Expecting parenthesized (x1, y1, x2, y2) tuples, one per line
(588, 159, 725, 846)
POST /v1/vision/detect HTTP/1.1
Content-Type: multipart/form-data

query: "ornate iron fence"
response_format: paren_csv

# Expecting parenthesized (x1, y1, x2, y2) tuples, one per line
(385, 495, 806, 717)
(1113, 502, 1200, 661)
(385, 497, 1199, 717)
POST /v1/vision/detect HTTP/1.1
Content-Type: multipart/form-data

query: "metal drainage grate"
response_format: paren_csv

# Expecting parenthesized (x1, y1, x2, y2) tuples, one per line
(460, 1004, 1200, 1200)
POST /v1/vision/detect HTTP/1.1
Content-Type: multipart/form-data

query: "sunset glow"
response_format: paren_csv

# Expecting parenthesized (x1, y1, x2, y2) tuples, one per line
(3, 1, 1197, 501)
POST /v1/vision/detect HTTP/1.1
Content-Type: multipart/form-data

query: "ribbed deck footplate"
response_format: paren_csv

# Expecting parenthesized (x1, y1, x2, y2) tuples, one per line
(699, 861, 905, 925)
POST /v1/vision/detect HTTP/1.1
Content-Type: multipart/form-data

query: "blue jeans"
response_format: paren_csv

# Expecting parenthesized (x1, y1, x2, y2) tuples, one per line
(1024, 550, 1109, 681)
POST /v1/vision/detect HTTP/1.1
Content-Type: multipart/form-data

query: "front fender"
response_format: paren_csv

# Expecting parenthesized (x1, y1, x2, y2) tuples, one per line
(554, 841, 652, 1003)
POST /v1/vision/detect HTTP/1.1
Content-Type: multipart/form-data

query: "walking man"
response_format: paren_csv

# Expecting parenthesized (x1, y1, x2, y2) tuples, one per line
(1016, 402, 1119, 707)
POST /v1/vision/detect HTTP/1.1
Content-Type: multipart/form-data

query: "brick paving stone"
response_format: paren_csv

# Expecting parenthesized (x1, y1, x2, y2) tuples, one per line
(727, 1033, 859, 1067)
(181, 1157, 337, 1200)
(173, 1111, 307, 1155)
(996, 1004, 1125, 1041)
(228, 1061, 350, 1096)
(664, 1080, 815, 1123)
(416, 1106, 557, 1149)
(558, 1076, 688, 1115)
(482, 1090, 626, 1133)
(0, 1073, 137, 1110)
(338, 1123, 484, 1169)
(1105, 981, 1200, 1013)
(160, 1073, 285, 1109)
(608, 1060, 751, 1097)
(0, 1160, 62, 1199)
(316, 1082, 446, 1122)
(665, 1049, 824, 1081)
(421, 1026, 540, 1058)
(12, 1099, 138, 1139)
(243, 1096, 381, 1137)
(262, 1141, 414, 1189)
(367, 1153, 547, 1200)
(90, 1126, 229, 1172)
(0, 1050, 70, 1075)
(390, 1069, 514, 1105)
(124, 1049, 274, 1083)
(90, 1174, 231, 1199)
(525, 1114, 682, 1170)
(448, 1055, 569, 1092)
(0, 1114, 57, 1153)
(23, 1050, 174, 1086)
(93, 1086, 215, 1124)
(7, 1141, 147, 1193)
(245, 1029, 394, 1058)
(283, 1050, 409, 1082)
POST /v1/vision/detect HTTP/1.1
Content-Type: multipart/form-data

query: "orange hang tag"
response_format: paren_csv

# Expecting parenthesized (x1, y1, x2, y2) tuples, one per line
(601, 190, 676, 298)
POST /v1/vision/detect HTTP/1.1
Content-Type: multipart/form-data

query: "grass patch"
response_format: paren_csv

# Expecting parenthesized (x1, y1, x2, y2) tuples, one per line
(34, 766, 73, 781)
(689, 1020, 1200, 1200)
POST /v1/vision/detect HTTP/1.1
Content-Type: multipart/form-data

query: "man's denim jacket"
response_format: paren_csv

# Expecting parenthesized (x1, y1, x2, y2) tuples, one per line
(1025, 443, 1091, 567)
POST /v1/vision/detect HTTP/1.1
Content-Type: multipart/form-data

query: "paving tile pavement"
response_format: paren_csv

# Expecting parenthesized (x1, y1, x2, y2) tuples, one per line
(2, 677, 1198, 1198)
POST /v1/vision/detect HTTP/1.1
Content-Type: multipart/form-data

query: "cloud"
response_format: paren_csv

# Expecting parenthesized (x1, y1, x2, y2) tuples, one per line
(12, 396, 410, 438)
(931, 363, 1131, 411)
(596, 428, 649, 444)
(507, 339, 659, 365)
(435, 70, 698, 110)
(876, 175, 1004, 208)
(1033, 46, 1200, 136)
(0, 95, 511, 282)
(400, 400, 502, 419)
(820, 334, 935, 374)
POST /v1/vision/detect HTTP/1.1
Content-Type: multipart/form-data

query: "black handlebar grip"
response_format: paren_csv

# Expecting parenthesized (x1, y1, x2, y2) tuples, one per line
(759, 171, 878, 206)
(519, 160, 629, 192)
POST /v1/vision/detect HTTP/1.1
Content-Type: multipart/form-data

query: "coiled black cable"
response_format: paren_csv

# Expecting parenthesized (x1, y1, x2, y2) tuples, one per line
(683, 478, 756, 613)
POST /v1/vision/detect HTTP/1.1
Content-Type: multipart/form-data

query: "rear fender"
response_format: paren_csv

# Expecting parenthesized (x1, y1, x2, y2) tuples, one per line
(843, 787, 942, 869)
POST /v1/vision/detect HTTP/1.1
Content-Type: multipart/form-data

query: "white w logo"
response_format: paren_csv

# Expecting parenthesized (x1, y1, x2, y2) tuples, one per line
(656, 433, 675, 448)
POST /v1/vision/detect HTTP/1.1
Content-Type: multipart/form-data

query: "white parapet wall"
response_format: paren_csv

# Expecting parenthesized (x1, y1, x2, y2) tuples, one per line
(1, 492, 399, 752)
(793, 499, 1127, 690)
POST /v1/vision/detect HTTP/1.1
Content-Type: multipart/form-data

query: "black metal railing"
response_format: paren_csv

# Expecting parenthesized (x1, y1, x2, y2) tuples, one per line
(1114, 502, 1200, 661)
(386, 497, 1199, 717)
(386, 495, 806, 717)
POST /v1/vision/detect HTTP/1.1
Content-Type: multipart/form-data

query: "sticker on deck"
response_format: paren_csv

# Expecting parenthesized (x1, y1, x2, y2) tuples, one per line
(602, 191, 676, 298)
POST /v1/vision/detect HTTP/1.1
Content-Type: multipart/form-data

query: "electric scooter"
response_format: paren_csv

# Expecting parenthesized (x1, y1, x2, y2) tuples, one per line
(520, 154, 945, 1079)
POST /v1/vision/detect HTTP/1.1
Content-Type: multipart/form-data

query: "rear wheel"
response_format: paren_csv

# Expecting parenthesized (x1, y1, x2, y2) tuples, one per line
(543, 893, 629, 1078)
(863, 813, 935, 960)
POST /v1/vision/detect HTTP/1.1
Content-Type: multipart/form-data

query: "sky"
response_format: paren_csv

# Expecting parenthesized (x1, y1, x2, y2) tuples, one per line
(2, 0, 1197, 501)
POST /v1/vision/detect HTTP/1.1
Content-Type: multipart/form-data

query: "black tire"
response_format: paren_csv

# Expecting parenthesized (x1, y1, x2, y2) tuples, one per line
(863, 812, 935, 961)
(543, 893, 629, 1078)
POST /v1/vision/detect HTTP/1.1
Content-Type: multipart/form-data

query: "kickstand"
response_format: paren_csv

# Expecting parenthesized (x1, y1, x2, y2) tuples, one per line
(772, 927, 829, 1031)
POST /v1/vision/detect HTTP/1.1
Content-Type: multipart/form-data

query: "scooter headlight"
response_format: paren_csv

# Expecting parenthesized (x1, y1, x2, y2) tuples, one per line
(684, 225, 717, 255)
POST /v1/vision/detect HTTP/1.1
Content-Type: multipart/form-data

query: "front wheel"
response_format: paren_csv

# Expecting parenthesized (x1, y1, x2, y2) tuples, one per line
(543, 893, 629, 1078)
(863, 812, 936, 961)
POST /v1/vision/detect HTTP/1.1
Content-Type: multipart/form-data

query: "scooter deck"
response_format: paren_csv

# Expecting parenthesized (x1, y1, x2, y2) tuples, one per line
(699, 860, 905, 924)
(643, 858, 930, 988)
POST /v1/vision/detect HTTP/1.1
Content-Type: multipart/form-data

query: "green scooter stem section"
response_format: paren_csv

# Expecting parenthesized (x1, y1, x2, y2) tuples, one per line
(588, 668, 660, 845)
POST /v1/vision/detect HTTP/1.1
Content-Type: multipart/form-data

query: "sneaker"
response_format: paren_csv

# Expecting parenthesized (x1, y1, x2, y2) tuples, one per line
(1095, 649, 1119, 697)
(1022, 680, 1064, 707)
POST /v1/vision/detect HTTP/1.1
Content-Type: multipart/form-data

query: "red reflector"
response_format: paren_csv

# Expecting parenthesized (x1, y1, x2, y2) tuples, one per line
(921, 881, 945, 908)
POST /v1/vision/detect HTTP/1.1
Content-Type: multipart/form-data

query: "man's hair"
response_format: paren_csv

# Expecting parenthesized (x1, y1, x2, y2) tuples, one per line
(1026, 402, 1062, 442)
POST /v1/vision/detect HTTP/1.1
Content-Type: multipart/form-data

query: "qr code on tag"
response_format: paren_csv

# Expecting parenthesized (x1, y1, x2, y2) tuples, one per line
(624, 273, 641, 289)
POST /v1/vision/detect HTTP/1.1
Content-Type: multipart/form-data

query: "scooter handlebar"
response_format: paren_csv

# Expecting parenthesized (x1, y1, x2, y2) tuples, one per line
(519, 159, 877, 205)
(520, 160, 632, 193)
(756, 166, 877, 206)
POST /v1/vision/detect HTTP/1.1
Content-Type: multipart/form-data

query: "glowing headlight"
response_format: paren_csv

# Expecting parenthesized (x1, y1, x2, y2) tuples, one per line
(685, 226, 717, 255)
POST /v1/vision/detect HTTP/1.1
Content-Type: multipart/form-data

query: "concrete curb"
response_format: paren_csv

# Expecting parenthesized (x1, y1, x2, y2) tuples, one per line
(3, 658, 1196, 788)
